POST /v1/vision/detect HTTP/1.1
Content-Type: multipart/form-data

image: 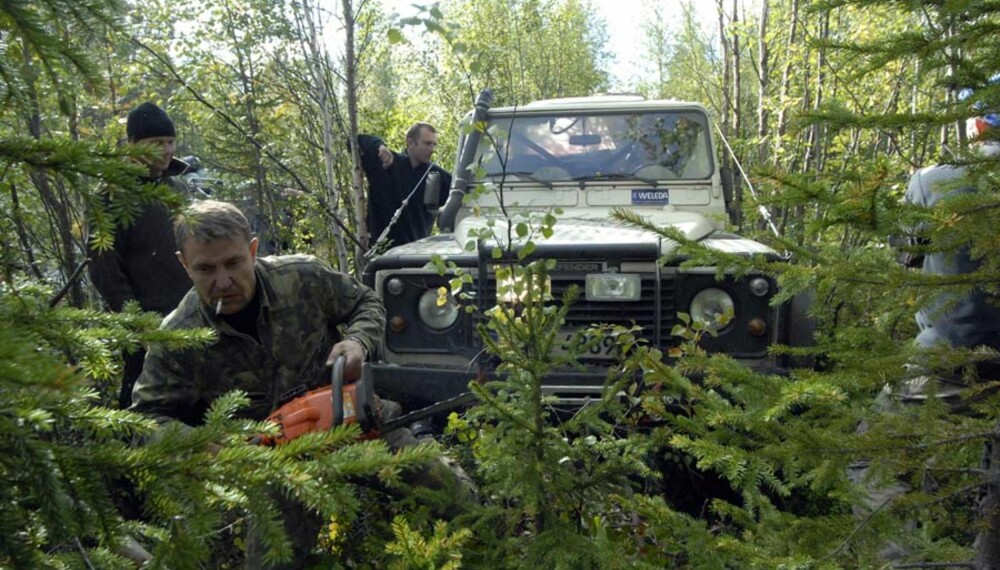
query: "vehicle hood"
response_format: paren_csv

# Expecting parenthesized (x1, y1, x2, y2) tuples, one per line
(376, 209, 777, 260)
(456, 208, 715, 252)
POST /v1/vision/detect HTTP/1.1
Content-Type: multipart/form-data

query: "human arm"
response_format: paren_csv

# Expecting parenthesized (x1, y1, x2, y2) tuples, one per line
(896, 166, 956, 267)
(891, 170, 927, 267)
(87, 227, 136, 312)
(130, 345, 202, 430)
(356, 134, 394, 170)
(320, 269, 386, 381)
(904, 168, 929, 209)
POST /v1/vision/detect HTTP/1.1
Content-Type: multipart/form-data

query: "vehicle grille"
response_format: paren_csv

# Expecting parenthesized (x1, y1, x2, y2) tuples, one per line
(480, 274, 676, 345)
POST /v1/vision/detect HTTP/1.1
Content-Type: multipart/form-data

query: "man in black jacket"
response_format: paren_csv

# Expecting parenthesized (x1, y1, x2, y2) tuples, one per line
(88, 101, 193, 408)
(356, 122, 452, 250)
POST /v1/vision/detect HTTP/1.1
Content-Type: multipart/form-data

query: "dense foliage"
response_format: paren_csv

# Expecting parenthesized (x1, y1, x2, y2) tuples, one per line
(3, 0, 1000, 567)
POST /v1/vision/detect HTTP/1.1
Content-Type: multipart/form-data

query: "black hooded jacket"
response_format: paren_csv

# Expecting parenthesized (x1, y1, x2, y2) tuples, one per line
(88, 157, 193, 315)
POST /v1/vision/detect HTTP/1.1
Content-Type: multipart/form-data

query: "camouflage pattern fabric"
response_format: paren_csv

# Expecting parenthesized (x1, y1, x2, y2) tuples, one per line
(131, 255, 385, 426)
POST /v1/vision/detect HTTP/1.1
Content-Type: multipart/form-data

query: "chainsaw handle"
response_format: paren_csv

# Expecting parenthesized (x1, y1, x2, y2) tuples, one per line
(331, 355, 345, 427)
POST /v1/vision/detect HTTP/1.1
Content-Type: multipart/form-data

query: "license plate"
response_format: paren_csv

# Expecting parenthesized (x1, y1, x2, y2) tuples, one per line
(554, 330, 620, 360)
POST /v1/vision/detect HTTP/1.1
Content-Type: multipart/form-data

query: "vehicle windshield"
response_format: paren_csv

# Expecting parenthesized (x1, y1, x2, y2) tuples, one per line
(468, 110, 714, 183)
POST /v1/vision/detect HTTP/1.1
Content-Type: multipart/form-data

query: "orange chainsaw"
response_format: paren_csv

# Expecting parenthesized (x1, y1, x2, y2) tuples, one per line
(257, 356, 476, 446)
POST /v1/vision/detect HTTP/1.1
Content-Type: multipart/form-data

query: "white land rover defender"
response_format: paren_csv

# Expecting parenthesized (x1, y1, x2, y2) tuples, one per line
(362, 91, 807, 411)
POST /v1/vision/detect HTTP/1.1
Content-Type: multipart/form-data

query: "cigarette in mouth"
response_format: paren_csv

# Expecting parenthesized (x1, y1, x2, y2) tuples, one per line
(215, 298, 223, 315)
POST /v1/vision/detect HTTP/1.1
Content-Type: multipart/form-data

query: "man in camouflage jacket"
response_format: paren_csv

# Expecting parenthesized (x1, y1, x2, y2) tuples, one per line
(131, 200, 382, 426)
(130, 200, 388, 568)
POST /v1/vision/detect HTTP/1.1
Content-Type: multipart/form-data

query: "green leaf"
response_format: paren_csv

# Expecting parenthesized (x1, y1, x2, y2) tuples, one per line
(516, 222, 529, 238)
(517, 241, 537, 260)
(387, 28, 404, 44)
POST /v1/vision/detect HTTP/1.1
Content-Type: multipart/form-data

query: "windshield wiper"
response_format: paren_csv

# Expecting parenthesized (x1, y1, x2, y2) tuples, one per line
(492, 171, 554, 189)
(573, 172, 659, 187)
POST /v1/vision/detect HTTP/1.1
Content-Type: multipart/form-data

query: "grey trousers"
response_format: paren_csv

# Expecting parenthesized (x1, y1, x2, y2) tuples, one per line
(848, 372, 973, 512)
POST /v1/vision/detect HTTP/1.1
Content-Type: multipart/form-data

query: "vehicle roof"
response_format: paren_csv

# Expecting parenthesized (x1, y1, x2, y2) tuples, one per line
(482, 95, 710, 116)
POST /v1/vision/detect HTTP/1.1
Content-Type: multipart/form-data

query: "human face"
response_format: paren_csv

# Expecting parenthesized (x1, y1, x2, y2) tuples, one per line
(177, 236, 259, 315)
(406, 128, 438, 166)
(136, 135, 175, 176)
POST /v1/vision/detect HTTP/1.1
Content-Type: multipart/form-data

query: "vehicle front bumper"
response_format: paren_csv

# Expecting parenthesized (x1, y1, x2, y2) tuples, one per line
(369, 359, 790, 410)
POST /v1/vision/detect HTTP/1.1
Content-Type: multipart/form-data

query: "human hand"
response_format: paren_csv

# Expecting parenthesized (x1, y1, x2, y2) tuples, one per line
(377, 145, 394, 168)
(326, 338, 366, 381)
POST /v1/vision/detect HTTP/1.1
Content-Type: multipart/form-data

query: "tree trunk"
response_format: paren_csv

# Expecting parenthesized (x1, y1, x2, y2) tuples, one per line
(22, 40, 83, 307)
(977, 425, 1000, 569)
(946, 14, 965, 151)
(757, 0, 770, 164)
(802, 9, 828, 175)
(731, 0, 742, 146)
(731, 0, 745, 230)
(299, 0, 351, 273)
(775, 0, 799, 148)
(224, 9, 276, 256)
(9, 184, 44, 280)
(717, 0, 740, 225)
(342, 0, 366, 275)
(909, 59, 932, 167)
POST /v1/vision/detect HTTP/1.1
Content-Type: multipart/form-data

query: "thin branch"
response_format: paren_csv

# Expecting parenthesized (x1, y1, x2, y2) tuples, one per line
(918, 480, 989, 510)
(892, 563, 976, 569)
(820, 430, 996, 456)
(129, 36, 363, 251)
(74, 537, 96, 570)
(49, 257, 88, 308)
(9, 182, 44, 280)
(816, 483, 894, 562)
(925, 467, 989, 477)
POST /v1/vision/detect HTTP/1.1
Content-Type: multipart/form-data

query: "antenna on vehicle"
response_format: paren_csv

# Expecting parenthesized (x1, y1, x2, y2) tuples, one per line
(714, 124, 781, 239)
(363, 160, 438, 261)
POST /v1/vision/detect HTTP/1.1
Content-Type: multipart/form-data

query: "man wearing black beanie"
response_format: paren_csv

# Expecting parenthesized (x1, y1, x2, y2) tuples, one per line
(88, 101, 194, 408)
(126, 101, 179, 176)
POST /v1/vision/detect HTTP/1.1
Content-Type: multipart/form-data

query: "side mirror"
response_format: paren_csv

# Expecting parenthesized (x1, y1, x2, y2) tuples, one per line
(720, 166, 734, 204)
(181, 155, 202, 173)
(720, 166, 738, 224)
(423, 171, 441, 211)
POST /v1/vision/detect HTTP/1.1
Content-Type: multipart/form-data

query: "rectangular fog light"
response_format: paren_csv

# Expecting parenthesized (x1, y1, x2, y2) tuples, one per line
(585, 273, 641, 301)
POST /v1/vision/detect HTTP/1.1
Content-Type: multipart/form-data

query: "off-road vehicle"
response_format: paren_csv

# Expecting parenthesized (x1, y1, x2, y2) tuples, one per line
(362, 91, 809, 413)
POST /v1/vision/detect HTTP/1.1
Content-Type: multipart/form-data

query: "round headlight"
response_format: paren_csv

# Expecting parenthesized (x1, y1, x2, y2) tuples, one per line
(418, 288, 460, 330)
(689, 288, 735, 328)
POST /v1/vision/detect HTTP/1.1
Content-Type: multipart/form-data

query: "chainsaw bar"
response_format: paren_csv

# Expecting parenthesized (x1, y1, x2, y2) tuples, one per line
(378, 391, 478, 434)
